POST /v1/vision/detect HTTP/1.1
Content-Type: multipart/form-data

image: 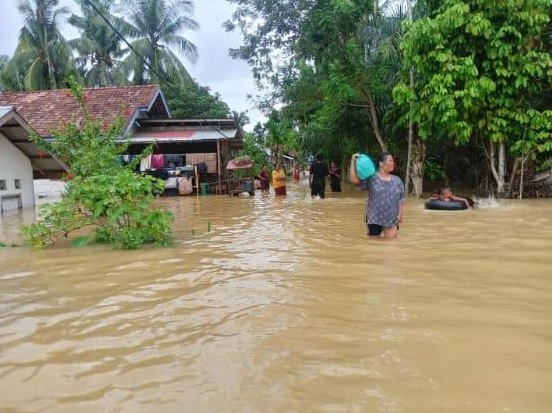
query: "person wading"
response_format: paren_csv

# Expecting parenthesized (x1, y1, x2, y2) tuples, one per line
(350, 152, 405, 239)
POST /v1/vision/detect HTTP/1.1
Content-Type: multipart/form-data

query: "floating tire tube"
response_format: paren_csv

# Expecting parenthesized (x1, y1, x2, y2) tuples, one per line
(425, 199, 468, 211)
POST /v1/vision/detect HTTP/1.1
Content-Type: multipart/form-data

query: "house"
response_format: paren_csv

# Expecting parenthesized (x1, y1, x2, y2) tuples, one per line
(265, 148, 297, 172)
(0, 106, 67, 212)
(128, 118, 244, 192)
(0, 84, 171, 139)
(0, 85, 244, 203)
(0, 85, 170, 212)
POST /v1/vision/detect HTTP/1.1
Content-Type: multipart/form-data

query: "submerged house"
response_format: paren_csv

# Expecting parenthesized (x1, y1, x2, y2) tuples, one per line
(0, 85, 244, 208)
(0, 106, 67, 212)
(0, 85, 168, 212)
(128, 118, 244, 192)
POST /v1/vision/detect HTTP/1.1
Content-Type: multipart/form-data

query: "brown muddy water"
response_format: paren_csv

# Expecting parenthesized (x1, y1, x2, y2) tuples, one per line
(1, 180, 551, 413)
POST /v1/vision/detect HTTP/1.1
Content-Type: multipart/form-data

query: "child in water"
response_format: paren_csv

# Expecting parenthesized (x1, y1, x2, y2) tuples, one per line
(439, 187, 474, 208)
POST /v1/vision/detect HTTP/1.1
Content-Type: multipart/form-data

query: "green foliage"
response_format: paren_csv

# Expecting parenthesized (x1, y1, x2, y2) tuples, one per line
(264, 109, 299, 160)
(226, 0, 407, 161)
(424, 158, 447, 182)
(235, 132, 269, 175)
(22, 79, 173, 249)
(118, 0, 199, 85)
(68, 0, 128, 87)
(394, 0, 552, 154)
(7, 0, 75, 90)
(0, 54, 8, 90)
(164, 79, 231, 119)
(537, 157, 552, 172)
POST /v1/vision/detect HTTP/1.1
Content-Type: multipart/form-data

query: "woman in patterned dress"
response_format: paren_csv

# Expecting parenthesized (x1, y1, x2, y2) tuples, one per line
(350, 152, 405, 239)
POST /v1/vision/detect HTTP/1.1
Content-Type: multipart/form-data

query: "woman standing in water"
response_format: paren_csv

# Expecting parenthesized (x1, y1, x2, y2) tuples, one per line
(257, 164, 270, 192)
(350, 152, 405, 239)
(272, 161, 287, 196)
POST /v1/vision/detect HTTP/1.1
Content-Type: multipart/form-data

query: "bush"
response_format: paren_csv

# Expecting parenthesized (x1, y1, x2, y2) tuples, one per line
(22, 80, 173, 249)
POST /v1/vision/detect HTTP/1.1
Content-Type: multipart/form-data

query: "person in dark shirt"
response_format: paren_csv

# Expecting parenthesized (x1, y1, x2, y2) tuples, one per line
(309, 154, 330, 198)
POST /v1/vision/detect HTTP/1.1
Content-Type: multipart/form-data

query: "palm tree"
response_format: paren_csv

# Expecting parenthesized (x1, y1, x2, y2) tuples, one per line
(264, 110, 296, 161)
(231, 110, 250, 127)
(0, 55, 10, 90)
(119, 0, 199, 85)
(8, 0, 74, 90)
(68, 0, 127, 87)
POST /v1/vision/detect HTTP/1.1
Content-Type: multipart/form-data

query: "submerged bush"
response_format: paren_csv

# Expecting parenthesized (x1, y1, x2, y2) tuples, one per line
(22, 80, 173, 249)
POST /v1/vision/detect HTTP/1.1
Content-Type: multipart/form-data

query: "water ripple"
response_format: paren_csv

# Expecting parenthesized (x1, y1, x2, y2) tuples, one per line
(0, 191, 551, 412)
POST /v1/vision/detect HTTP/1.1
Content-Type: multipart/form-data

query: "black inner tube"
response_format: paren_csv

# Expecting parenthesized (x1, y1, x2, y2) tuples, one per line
(425, 199, 467, 210)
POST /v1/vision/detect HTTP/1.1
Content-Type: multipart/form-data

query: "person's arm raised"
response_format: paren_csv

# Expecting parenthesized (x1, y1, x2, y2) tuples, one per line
(349, 154, 360, 185)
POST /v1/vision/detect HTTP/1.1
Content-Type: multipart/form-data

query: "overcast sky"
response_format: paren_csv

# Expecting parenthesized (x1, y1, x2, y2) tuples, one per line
(0, 0, 265, 130)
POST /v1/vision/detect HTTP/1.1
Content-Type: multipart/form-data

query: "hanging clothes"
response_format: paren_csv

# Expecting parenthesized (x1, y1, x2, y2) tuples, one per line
(151, 154, 165, 169)
(140, 154, 152, 171)
(177, 177, 193, 195)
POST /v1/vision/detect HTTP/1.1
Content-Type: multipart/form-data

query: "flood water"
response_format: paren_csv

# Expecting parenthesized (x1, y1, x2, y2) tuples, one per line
(1, 180, 551, 413)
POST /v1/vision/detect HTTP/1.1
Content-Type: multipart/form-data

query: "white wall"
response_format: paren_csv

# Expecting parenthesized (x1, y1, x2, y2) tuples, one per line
(34, 179, 65, 199)
(0, 132, 35, 211)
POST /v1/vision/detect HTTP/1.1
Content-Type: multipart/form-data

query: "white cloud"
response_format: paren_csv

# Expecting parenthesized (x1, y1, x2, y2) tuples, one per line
(0, 0, 266, 130)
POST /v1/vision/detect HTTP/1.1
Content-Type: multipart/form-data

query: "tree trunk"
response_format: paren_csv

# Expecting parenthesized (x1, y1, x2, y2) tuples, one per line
(364, 92, 387, 152)
(410, 140, 426, 198)
(404, 0, 414, 196)
(489, 141, 506, 195)
(498, 141, 506, 195)
(362, 0, 387, 154)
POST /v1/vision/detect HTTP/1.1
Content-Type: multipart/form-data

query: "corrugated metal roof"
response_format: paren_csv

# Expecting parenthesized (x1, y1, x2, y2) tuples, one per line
(0, 106, 14, 118)
(0, 107, 68, 179)
(130, 129, 239, 143)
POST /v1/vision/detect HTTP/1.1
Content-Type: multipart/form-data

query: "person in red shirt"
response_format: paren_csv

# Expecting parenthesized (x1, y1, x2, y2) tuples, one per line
(257, 164, 270, 192)
(293, 166, 300, 182)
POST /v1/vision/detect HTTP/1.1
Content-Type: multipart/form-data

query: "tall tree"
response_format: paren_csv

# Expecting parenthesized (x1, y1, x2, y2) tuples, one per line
(7, 0, 74, 90)
(264, 109, 298, 160)
(394, 0, 552, 195)
(119, 0, 199, 85)
(226, 0, 407, 162)
(68, 0, 127, 87)
(163, 80, 231, 119)
(0, 55, 9, 90)
(231, 110, 250, 127)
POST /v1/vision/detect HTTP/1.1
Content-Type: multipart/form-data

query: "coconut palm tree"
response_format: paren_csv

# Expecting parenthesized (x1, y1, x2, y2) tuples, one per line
(119, 0, 199, 85)
(0, 55, 10, 91)
(7, 0, 74, 90)
(68, 0, 128, 87)
(232, 110, 250, 127)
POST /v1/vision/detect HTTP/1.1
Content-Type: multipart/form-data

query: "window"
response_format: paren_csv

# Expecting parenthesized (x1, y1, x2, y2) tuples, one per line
(14, 179, 21, 190)
(0, 180, 6, 191)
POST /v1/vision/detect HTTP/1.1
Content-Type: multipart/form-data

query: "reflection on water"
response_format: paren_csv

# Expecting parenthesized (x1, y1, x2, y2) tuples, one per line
(1, 182, 551, 413)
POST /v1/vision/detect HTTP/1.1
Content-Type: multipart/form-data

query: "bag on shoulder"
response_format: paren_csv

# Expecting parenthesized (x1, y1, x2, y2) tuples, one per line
(356, 154, 376, 180)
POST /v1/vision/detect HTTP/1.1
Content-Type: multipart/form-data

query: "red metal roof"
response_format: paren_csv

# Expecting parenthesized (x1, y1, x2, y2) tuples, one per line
(131, 129, 239, 142)
(0, 85, 168, 137)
